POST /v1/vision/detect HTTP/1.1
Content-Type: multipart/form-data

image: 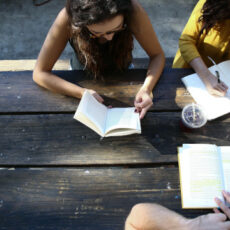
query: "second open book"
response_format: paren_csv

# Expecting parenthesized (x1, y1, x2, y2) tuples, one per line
(178, 144, 230, 209)
(74, 90, 141, 137)
(182, 60, 230, 120)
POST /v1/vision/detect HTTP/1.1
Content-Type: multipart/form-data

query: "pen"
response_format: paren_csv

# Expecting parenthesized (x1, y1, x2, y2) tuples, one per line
(215, 70, 221, 83)
(207, 56, 221, 84)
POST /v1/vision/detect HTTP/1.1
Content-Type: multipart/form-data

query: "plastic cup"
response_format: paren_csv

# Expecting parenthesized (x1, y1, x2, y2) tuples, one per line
(181, 103, 207, 130)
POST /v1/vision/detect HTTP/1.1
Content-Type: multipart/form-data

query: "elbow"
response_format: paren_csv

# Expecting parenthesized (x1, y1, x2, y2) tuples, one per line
(33, 67, 45, 86)
(125, 203, 158, 230)
(149, 50, 165, 68)
(150, 50, 165, 62)
(32, 68, 39, 84)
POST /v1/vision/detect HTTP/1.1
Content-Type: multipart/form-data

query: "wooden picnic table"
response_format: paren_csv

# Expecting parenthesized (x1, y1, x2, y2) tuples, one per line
(0, 62, 230, 229)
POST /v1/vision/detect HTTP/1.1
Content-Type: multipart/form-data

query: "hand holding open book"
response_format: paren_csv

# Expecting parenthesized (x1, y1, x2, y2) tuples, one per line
(74, 90, 141, 137)
(178, 144, 230, 209)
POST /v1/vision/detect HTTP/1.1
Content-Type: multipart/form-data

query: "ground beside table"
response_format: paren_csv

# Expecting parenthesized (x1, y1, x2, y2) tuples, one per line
(0, 66, 230, 229)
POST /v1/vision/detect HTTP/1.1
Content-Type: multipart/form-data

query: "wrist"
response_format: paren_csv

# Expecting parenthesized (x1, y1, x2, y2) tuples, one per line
(79, 87, 86, 98)
(139, 85, 152, 95)
(184, 218, 199, 230)
(199, 68, 211, 79)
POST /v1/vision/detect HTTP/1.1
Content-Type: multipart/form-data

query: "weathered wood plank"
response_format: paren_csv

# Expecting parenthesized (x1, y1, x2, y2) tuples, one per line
(0, 59, 70, 71)
(0, 57, 172, 71)
(0, 168, 209, 230)
(0, 68, 194, 113)
(132, 57, 174, 69)
(1, 112, 230, 165)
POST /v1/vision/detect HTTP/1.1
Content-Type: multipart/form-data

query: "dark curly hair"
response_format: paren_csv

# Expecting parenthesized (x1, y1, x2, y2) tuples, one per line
(66, 0, 134, 79)
(198, 0, 230, 37)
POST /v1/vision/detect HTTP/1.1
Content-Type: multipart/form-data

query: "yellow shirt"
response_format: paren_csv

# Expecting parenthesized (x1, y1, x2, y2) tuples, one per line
(173, 0, 230, 68)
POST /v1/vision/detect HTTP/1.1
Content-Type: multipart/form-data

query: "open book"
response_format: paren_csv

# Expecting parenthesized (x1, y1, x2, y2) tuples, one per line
(178, 144, 230, 209)
(73, 90, 141, 137)
(182, 60, 230, 120)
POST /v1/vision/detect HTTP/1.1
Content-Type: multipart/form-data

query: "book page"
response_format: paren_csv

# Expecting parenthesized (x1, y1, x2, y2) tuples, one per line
(74, 91, 108, 136)
(219, 146, 230, 191)
(182, 63, 230, 120)
(104, 107, 140, 136)
(179, 144, 224, 208)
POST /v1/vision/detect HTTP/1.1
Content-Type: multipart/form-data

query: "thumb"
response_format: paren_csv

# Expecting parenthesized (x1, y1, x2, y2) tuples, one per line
(93, 93, 104, 103)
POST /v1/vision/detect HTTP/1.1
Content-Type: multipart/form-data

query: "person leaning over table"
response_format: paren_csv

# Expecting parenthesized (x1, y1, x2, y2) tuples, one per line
(33, 0, 165, 119)
(125, 190, 230, 230)
(173, 0, 230, 97)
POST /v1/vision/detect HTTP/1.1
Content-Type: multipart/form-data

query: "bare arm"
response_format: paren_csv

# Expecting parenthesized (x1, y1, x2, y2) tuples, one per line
(190, 57, 228, 97)
(33, 8, 86, 99)
(125, 203, 230, 230)
(125, 203, 188, 230)
(130, 0, 165, 119)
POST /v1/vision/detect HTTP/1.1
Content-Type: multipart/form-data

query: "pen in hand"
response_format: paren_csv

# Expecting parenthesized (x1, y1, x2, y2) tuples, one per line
(215, 70, 221, 83)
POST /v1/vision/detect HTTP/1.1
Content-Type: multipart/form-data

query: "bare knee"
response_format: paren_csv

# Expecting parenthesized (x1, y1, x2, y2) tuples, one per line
(125, 203, 160, 230)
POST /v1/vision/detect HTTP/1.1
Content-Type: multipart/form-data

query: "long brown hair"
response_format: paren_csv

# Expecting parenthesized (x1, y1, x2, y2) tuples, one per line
(66, 0, 134, 79)
(198, 0, 230, 37)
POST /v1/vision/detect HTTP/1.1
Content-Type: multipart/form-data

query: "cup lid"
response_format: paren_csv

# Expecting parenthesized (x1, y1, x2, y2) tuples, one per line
(182, 103, 207, 128)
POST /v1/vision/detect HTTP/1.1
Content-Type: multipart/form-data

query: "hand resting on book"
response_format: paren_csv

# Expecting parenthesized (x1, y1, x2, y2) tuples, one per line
(214, 190, 230, 220)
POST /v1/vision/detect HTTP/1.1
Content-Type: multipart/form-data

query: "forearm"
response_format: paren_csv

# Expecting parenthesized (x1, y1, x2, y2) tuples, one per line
(141, 53, 165, 93)
(189, 57, 211, 83)
(33, 70, 85, 98)
(125, 203, 189, 230)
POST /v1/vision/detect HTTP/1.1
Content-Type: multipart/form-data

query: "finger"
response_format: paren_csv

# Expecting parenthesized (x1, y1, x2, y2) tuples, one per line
(223, 190, 230, 203)
(134, 100, 142, 112)
(134, 99, 142, 108)
(94, 94, 104, 103)
(139, 101, 153, 109)
(139, 103, 152, 119)
(215, 85, 226, 93)
(212, 88, 225, 97)
(213, 208, 220, 213)
(215, 197, 230, 219)
(139, 107, 148, 119)
(108, 105, 112, 108)
(220, 82, 229, 90)
(134, 98, 142, 105)
(134, 105, 142, 113)
(217, 84, 228, 93)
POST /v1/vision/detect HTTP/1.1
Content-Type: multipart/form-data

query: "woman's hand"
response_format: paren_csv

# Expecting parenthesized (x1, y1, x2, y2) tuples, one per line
(189, 57, 228, 97)
(134, 88, 153, 119)
(203, 72, 228, 97)
(214, 190, 230, 220)
(187, 213, 230, 230)
(86, 89, 104, 103)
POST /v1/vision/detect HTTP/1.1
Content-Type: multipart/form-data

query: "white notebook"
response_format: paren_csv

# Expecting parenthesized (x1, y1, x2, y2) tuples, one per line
(182, 60, 230, 120)
(178, 144, 230, 209)
(73, 91, 141, 137)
